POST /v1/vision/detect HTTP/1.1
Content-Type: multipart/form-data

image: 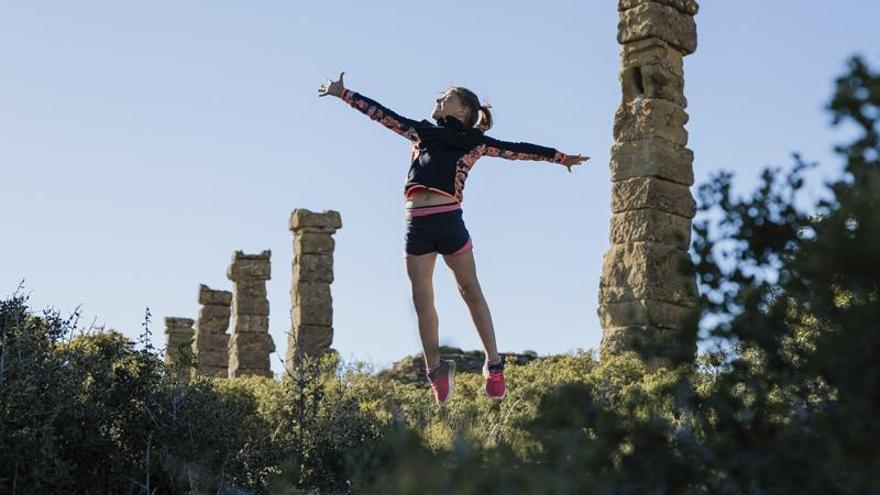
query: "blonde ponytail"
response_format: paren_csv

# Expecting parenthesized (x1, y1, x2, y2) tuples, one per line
(476, 103, 494, 133)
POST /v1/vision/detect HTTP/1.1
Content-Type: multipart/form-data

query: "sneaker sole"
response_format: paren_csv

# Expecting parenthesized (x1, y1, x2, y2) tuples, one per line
(438, 360, 456, 406)
(483, 387, 507, 401)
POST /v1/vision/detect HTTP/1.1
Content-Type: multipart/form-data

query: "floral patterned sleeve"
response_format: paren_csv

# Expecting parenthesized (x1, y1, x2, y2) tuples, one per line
(480, 134, 568, 164)
(337, 88, 422, 141)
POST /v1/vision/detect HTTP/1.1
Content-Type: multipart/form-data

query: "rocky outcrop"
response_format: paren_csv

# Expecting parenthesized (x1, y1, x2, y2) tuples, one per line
(376, 346, 541, 385)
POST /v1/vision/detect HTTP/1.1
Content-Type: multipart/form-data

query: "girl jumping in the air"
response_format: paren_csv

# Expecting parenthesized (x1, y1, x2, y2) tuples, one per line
(318, 71, 589, 406)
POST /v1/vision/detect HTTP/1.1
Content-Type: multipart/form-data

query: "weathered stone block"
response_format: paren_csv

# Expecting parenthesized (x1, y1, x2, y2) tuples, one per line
(293, 254, 334, 283)
(166, 334, 193, 348)
(228, 358, 272, 378)
(621, 65, 685, 107)
(292, 302, 333, 327)
(232, 314, 269, 333)
(196, 304, 231, 333)
(614, 97, 688, 146)
(619, 0, 699, 15)
(233, 296, 269, 316)
(193, 332, 229, 350)
(292, 282, 332, 306)
(227, 250, 271, 280)
(295, 232, 335, 255)
(289, 325, 334, 360)
(198, 284, 232, 306)
(165, 317, 195, 333)
(620, 42, 687, 108)
(228, 332, 275, 378)
(194, 348, 228, 367)
(598, 299, 694, 329)
(229, 332, 275, 353)
(197, 304, 232, 320)
(235, 343, 269, 365)
(618, 2, 697, 55)
(292, 282, 333, 326)
(164, 319, 195, 366)
(620, 39, 686, 107)
(611, 137, 694, 186)
(289, 209, 342, 231)
(232, 279, 267, 300)
(298, 325, 333, 351)
(622, 38, 684, 77)
(611, 177, 696, 218)
(610, 209, 692, 248)
(599, 241, 697, 305)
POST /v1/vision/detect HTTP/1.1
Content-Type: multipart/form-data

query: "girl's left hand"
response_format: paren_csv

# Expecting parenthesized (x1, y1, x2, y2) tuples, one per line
(561, 154, 590, 173)
(318, 71, 346, 98)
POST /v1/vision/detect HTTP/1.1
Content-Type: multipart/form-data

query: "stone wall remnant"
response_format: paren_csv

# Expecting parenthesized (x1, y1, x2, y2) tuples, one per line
(192, 284, 232, 378)
(227, 250, 275, 377)
(164, 317, 195, 367)
(599, 0, 700, 365)
(286, 209, 342, 371)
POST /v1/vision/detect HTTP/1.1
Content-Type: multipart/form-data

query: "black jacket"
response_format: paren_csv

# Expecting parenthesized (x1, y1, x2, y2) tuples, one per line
(337, 88, 569, 203)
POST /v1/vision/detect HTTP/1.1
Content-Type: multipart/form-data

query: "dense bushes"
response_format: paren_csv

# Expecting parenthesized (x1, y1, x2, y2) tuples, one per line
(0, 297, 674, 494)
(2, 56, 878, 493)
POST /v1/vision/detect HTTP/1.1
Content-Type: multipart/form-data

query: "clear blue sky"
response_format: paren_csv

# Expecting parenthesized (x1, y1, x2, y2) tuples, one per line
(2, 1, 878, 375)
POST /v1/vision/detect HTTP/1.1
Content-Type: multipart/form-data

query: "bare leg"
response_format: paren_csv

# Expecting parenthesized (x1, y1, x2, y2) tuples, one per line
(405, 251, 441, 372)
(442, 250, 500, 363)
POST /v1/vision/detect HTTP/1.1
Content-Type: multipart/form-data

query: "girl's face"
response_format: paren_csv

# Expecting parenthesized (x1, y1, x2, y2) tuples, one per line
(432, 90, 470, 123)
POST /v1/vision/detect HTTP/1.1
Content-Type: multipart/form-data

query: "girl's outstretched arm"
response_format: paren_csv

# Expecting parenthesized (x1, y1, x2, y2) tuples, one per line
(480, 134, 589, 173)
(319, 71, 423, 141)
(338, 88, 424, 141)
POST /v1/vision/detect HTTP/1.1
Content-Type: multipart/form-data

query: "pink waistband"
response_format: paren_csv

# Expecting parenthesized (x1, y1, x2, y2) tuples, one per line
(405, 202, 462, 217)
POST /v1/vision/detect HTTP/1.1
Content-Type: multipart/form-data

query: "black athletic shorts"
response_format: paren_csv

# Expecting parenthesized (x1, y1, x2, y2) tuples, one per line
(404, 203, 473, 257)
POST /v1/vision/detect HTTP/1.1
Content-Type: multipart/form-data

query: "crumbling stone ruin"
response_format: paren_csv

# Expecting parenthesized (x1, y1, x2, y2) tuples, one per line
(286, 209, 342, 372)
(192, 284, 232, 378)
(598, 0, 700, 365)
(227, 250, 275, 378)
(164, 317, 195, 367)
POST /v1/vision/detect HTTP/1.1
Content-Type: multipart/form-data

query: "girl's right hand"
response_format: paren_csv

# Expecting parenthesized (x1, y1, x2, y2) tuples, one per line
(318, 71, 345, 97)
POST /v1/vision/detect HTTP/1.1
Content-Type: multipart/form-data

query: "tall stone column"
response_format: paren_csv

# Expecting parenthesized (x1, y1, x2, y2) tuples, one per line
(599, 0, 699, 365)
(192, 284, 232, 378)
(227, 250, 275, 377)
(164, 317, 195, 367)
(287, 209, 342, 371)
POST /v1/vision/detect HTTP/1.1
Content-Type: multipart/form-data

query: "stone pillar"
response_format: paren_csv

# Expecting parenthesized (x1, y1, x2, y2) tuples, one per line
(164, 317, 195, 367)
(287, 209, 342, 370)
(598, 0, 700, 365)
(227, 250, 275, 378)
(192, 284, 232, 378)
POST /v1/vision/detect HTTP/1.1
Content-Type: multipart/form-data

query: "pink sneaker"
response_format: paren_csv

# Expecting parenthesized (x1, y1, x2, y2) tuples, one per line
(426, 359, 455, 406)
(482, 356, 507, 400)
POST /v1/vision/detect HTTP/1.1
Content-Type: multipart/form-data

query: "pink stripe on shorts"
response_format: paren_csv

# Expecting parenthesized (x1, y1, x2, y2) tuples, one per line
(405, 202, 462, 218)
